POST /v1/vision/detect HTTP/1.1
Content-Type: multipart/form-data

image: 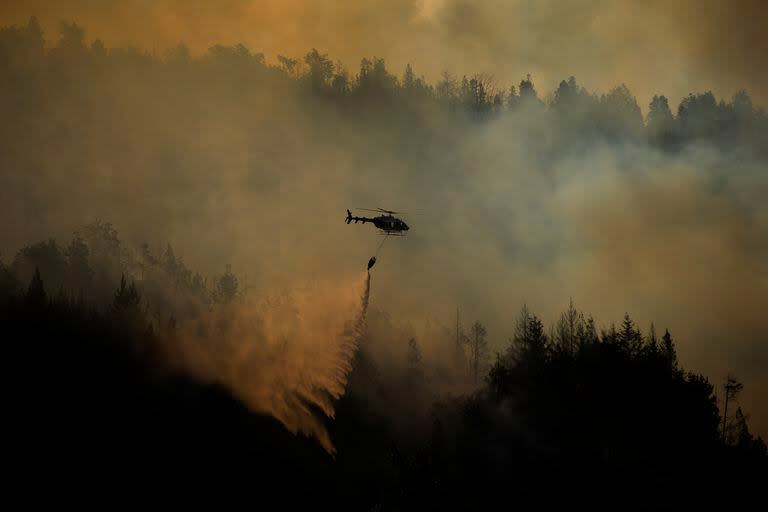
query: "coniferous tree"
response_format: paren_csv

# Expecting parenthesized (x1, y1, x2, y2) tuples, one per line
(215, 264, 238, 303)
(26, 266, 46, 309)
(662, 328, 679, 373)
(468, 321, 488, 384)
(619, 313, 643, 355)
(648, 94, 675, 146)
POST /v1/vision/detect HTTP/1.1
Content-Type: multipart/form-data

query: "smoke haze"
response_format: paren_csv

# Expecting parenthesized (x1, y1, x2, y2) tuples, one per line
(2, 0, 767, 108)
(0, 3, 766, 441)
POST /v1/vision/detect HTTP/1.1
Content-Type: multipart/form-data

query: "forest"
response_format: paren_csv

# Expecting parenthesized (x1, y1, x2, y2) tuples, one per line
(1, 17, 767, 509)
(3, 221, 766, 508)
(3, 17, 767, 157)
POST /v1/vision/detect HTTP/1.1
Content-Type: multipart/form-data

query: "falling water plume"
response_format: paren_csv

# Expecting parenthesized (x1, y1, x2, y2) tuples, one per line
(161, 270, 372, 454)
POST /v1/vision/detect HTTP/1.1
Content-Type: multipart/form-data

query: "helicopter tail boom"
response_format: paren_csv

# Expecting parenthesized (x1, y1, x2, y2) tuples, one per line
(346, 209, 372, 224)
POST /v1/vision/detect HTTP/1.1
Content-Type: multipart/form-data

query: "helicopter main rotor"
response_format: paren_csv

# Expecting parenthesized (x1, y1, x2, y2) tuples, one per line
(356, 207, 401, 215)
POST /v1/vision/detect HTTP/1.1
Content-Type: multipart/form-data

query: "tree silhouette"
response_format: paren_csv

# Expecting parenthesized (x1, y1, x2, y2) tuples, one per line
(165, 43, 191, 64)
(66, 235, 93, 290)
(215, 264, 238, 303)
(330, 60, 350, 95)
(678, 91, 720, 140)
(277, 54, 298, 77)
(468, 321, 488, 383)
(402, 63, 415, 91)
(599, 84, 643, 140)
(453, 308, 469, 377)
(662, 328, 679, 373)
(722, 375, 744, 443)
(113, 273, 140, 312)
(648, 94, 675, 146)
(618, 313, 643, 355)
(435, 71, 458, 105)
(508, 305, 548, 371)
(303, 48, 333, 91)
(645, 322, 658, 355)
(519, 74, 537, 102)
(26, 266, 46, 309)
(552, 298, 580, 354)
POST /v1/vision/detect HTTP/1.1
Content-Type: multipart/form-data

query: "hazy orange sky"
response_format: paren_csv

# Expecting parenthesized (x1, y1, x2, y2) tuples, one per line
(1, 0, 766, 111)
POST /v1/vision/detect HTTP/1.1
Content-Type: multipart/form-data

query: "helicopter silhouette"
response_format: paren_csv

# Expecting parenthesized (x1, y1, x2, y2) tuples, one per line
(346, 208, 410, 236)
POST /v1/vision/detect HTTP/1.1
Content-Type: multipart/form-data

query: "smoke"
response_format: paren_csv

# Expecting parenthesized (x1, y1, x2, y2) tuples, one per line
(2, 0, 766, 107)
(159, 271, 371, 454)
(1, 8, 766, 438)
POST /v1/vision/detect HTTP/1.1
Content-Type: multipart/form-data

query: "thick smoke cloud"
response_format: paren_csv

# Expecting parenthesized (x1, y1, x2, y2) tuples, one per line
(1, 0, 766, 107)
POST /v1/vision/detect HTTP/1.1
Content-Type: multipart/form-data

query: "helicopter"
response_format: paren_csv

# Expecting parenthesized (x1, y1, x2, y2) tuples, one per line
(346, 208, 410, 236)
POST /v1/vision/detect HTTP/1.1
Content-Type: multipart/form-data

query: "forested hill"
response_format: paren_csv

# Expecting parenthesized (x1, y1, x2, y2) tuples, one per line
(2, 228, 765, 508)
(1, 16, 767, 158)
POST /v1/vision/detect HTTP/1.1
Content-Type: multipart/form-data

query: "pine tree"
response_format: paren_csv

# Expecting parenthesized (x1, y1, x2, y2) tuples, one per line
(662, 329, 678, 372)
(554, 298, 580, 354)
(215, 264, 238, 303)
(646, 323, 658, 356)
(113, 274, 140, 312)
(469, 321, 489, 384)
(26, 267, 46, 309)
(721, 375, 744, 443)
(509, 305, 548, 368)
(647, 94, 674, 145)
(402, 63, 415, 91)
(619, 313, 643, 355)
(518, 74, 539, 105)
(453, 307, 469, 376)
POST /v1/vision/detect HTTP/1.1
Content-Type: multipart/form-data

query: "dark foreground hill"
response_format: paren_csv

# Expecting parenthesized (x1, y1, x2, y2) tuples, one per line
(2, 256, 765, 510)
